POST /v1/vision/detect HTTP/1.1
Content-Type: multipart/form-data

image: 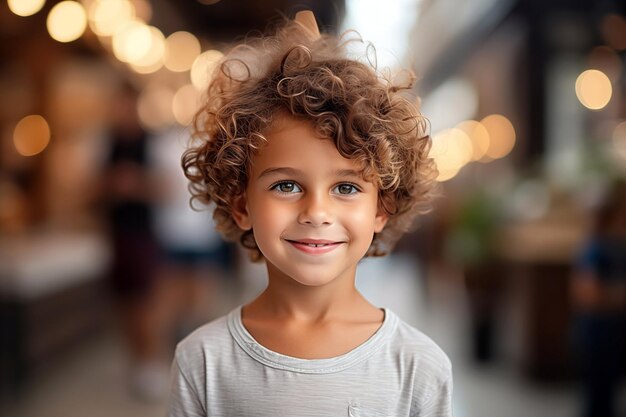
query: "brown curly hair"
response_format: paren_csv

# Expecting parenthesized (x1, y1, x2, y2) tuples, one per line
(182, 18, 438, 262)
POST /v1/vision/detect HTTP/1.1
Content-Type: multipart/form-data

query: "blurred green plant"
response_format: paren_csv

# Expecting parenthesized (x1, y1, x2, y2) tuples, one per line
(445, 189, 503, 267)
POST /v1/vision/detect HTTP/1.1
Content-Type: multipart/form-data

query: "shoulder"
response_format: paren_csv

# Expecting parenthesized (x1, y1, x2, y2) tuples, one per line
(386, 314, 453, 415)
(388, 314, 452, 384)
(174, 311, 232, 370)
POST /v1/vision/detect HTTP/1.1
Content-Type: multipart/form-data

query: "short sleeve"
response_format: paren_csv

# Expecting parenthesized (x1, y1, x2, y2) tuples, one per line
(167, 357, 206, 417)
(419, 374, 453, 416)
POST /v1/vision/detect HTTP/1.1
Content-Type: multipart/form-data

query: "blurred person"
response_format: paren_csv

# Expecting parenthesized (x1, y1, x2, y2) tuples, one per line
(168, 12, 452, 416)
(571, 179, 626, 417)
(150, 127, 235, 346)
(101, 82, 167, 401)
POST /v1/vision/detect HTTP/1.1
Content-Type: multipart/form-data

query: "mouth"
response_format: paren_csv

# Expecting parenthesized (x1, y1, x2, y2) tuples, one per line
(284, 239, 344, 254)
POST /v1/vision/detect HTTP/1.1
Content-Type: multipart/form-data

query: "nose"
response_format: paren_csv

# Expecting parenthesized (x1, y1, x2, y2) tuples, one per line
(297, 191, 334, 226)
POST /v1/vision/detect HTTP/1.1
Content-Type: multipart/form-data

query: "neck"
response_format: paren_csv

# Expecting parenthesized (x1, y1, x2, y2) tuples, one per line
(251, 263, 367, 324)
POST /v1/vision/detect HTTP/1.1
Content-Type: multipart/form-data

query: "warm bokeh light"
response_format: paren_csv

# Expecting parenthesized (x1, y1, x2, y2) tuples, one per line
(137, 85, 175, 130)
(88, 0, 135, 37)
(129, 25, 165, 73)
(112, 20, 152, 63)
(190, 50, 224, 90)
(47, 1, 88, 43)
(575, 69, 612, 110)
(13, 115, 51, 157)
(165, 31, 201, 72)
(132, 0, 152, 22)
(480, 114, 516, 160)
(430, 128, 473, 182)
(613, 121, 626, 159)
(456, 120, 490, 161)
(8, 0, 46, 16)
(601, 13, 626, 51)
(172, 84, 201, 125)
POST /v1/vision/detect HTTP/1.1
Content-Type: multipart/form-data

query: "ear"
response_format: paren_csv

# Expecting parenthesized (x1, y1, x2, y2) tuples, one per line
(232, 194, 252, 231)
(374, 194, 389, 233)
(373, 205, 389, 234)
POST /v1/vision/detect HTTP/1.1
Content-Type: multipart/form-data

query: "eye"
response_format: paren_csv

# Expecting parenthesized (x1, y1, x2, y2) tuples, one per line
(333, 183, 359, 195)
(270, 181, 302, 194)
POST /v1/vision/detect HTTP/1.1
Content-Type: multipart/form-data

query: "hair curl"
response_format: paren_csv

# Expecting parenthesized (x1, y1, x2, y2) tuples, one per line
(183, 19, 438, 262)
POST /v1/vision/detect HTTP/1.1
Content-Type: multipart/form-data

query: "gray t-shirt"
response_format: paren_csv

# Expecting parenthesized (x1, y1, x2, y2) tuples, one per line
(168, 305, 453, 417)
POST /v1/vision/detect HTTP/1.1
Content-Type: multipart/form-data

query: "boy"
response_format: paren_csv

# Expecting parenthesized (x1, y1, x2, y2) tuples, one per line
(168, 11, 452, 416)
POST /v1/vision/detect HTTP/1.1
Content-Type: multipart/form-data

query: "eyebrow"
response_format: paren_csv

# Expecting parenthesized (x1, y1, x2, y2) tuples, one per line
(257, 167, 364, 180)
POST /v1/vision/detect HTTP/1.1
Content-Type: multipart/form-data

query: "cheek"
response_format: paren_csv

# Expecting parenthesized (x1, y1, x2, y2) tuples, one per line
(343, 203, 379, 231)
(249, 199, 291, 230)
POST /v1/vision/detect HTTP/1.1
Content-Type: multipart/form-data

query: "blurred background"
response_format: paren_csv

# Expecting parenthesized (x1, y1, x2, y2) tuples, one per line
(0, 0, 625, 416)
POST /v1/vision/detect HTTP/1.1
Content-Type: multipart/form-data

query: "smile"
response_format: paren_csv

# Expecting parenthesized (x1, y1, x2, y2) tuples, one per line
(285, 239, 343, 255)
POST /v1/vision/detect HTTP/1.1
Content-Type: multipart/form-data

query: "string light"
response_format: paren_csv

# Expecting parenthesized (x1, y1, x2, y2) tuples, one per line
(575, 69, 612, 110)
(165, 31, 201, 72)
(88, 0, 135, 37)
(128, 25, 166, 73)
(137, 85, 175, 130)
(480, 114, 516, 160)
(13, 115, 51, 156)
(190, 50, 224, 90)
(430, 128, 472, 182)
(47, 1, 87, 43)
(172, 84, 201, 125)
(8, 0, 46, 17)
(112, 20, 152, 63)
(456, 120, 490, 161)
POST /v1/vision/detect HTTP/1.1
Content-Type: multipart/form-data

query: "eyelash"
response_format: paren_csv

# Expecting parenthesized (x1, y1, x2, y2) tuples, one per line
(334, 183, 361, 195)
(270, 181, 301, 194)
(269, 181, 361, 195)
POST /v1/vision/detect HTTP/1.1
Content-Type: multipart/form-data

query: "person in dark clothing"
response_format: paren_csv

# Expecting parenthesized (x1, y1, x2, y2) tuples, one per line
(103, 82, 167, 401)
(571, 179, 626, 417)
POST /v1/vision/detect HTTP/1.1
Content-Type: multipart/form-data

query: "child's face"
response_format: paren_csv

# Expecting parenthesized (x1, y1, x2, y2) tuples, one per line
(233, 115, 388, 287)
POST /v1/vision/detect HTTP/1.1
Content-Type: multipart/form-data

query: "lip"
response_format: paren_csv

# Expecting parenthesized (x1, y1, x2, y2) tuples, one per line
(284, 238, 344, 255)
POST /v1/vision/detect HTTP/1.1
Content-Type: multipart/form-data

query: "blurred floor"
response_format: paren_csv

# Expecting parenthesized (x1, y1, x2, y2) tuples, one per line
(0, 327, 166, 417)
(1, 254, 624, 417)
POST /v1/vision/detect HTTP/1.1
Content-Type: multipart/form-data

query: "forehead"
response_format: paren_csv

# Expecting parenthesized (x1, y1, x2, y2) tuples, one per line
(250, 116, 365, 176)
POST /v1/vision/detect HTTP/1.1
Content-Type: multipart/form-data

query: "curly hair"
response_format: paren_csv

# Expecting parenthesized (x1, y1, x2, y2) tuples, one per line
(182, 18, 438, 262)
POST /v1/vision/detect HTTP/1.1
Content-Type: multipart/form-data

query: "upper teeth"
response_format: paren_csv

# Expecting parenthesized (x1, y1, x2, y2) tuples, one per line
(305, 243, 327, 247)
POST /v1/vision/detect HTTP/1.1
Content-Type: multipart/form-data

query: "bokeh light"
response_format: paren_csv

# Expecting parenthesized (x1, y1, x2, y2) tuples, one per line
(613, 121, 626, 159)
(129, 25, 166, 73)
(13, 115, 51, 156)
(88, 0, 135, 37)
(575, 69, 612, 110)
(8, 0, 46, 17)
(190, 50, 224, 90)
(165, 31, 201, 72)
(172, 84, 201, 125)
(132, 0, 152, 22)
(480, 114, 516, 160)
(456, 120, 490, 161)
(46, 1, 88, 43)
(430, 128, 473, 182)
(112, 21, 152, 63)
(137, 85, 175, 130)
